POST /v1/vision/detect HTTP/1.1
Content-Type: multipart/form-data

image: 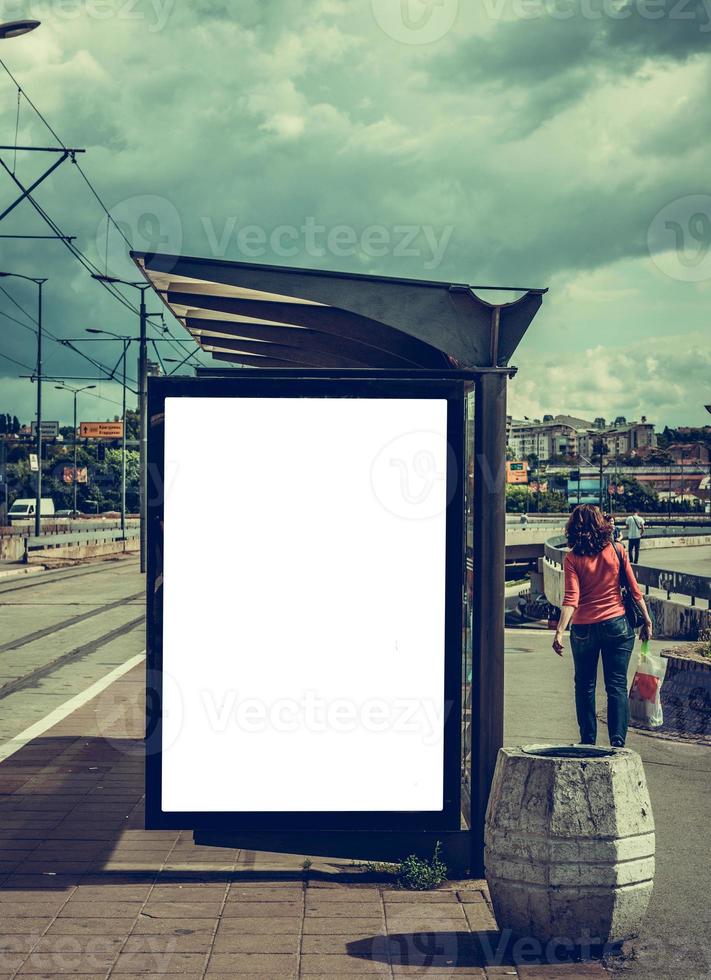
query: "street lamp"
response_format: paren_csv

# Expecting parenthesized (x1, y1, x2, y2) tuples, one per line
(91, 273, 160, 572)
(86, 328, 131, 532)
(54, 384, 95, 516)
(0, 271, 47, 536)
(0, 19, 41, 39)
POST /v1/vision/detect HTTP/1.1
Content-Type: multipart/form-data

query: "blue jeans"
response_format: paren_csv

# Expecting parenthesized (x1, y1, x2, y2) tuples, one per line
(570, 614, 635, 745)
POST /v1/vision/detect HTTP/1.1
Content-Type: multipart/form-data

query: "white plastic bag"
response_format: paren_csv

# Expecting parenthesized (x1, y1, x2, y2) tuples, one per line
(629, 643, 664, 729)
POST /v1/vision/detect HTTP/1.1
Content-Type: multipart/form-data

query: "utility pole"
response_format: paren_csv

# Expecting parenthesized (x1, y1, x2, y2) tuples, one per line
(121, 338, 127, 534)
(35, 279, 42, 536)
(139, 289, 147, 572)
(54, 384, 96, 516)
(0, 273, 47, 535)
(91, 274, 161, 574)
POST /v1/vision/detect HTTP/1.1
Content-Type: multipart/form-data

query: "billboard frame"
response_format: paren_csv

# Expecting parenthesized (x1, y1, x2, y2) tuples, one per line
(146, 370, 468, 836)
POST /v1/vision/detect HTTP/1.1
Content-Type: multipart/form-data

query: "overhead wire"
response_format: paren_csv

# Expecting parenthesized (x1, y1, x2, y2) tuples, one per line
(0, 56, 204, 375)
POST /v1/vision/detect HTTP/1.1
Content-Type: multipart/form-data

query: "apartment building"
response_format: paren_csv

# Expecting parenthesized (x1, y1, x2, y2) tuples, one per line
(508, 414, 656, 462)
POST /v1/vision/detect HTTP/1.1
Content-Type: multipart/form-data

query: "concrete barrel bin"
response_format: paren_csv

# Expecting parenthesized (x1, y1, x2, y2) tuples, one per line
(485, 745, 655, 947)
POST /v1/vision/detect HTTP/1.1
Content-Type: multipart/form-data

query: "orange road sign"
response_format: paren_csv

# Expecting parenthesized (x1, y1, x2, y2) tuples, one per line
(80, 422, 124, 439)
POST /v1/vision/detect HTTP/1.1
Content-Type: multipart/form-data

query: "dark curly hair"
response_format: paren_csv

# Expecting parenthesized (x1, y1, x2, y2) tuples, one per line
(565, 504, 613, 556)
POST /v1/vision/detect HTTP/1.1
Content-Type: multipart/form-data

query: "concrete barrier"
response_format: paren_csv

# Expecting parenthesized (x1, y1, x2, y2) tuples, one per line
(541, 535, 711, 640)
(485, 744, 655, 947)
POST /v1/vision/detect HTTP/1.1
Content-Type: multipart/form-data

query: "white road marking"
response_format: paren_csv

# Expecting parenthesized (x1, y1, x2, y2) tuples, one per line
(0, 651, 146, 764)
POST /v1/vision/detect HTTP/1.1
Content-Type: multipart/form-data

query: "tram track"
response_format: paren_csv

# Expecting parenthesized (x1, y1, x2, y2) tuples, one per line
(0, 591, 143, 655)
(0, 613, 145, 700)
(0, 558, 146, 739)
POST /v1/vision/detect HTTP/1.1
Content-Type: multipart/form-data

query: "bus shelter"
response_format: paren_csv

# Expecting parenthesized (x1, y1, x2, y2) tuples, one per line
(133, 250, 546, 874)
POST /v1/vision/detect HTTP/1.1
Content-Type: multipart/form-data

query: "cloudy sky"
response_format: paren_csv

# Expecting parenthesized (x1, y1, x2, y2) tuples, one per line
(0, 0, 710, 427)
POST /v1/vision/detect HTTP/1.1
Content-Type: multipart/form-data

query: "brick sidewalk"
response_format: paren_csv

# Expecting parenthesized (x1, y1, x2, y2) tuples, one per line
(0, 664, 609, 978)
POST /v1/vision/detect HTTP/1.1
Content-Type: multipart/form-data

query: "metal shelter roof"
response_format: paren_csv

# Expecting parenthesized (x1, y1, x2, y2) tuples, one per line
(131, 251, 547, 370)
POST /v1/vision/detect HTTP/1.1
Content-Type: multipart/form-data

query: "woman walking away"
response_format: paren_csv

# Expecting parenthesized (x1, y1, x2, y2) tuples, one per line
(552, 505, 653, 747)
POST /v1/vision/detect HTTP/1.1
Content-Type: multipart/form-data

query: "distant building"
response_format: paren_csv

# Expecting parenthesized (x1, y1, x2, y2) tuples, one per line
(507, 414, 656, 462)
(667, 442, 710, 465)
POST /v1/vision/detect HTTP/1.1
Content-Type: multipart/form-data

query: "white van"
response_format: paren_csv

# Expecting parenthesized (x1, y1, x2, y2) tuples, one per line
(7, 498, 55, 524)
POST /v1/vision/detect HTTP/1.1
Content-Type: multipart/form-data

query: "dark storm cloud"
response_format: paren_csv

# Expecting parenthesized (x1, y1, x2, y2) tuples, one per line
(433, 0, 711, 133)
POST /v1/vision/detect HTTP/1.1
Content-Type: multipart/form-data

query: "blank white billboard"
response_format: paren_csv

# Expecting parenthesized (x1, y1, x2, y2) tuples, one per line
(161, 396, 448, 813)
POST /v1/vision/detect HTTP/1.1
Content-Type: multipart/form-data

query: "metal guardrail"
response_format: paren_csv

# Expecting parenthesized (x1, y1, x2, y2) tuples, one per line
(544, 529, 711, 607)
(23, 527, 140, 562)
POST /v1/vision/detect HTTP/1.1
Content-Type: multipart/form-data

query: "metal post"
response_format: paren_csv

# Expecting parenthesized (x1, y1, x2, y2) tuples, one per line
(0, 437, 7, 525)
(34, 280, 43, 537)
(121, 339, 127, 535)
(139, 289, 148, 572)
(72, 390, 78, 516)
(471, 371, 507, 875)
(667, 465, 672, 521)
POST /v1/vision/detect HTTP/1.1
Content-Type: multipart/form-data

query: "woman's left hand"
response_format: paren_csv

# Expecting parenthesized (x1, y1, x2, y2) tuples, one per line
(552, 630, 564, 656)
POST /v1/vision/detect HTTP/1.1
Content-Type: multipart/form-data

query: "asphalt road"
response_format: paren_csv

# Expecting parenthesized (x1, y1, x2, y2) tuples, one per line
(505, 625, 711, 980)
(638, 544, 711, 577)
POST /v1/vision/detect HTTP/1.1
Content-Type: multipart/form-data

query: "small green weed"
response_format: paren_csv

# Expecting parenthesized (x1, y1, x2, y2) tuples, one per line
(362, 842, 448, 891)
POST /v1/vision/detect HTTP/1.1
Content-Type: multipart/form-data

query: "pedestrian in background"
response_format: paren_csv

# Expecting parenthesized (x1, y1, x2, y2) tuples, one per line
(552, 505, 652, 747)
(625, 509, 645, 563)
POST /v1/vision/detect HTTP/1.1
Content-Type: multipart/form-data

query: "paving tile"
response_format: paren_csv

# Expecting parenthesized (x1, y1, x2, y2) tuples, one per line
(382, 891, 458, 903)
(19, 949, 117, 974)
(391, 968, 485, 976)
(44, 918, 135, 937)
(206, 952, 298, 974)
(0, 934, 40, 954)
(213, 916, 301, 936)
(463, 905, 498, 931)
(30, 934, 123, 955)
(1, 901, 68, 917)
(123, 932, 215, 954)
(138, 901, 223, 919)
(211, 931, 300, 954)
(516, 968, 607, 979)
(306, 888, 382, 903)
(300, 953, 389, 974)
(111, 950, 207, 974)
(303, 917, 385, 935)
(0, 918, 54, 934)
(306, 903, 384, 918)
(226, 886, 304, 902)
(58, 901, 143, 918)
(131, 917, 220, 937)
(302, 934, 383, 955)
(221, 901, 302, 917)
(457, 890, 487, 904)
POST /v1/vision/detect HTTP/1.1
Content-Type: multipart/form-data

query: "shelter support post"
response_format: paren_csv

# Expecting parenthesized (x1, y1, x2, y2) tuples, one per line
(470, 371, 507, 875)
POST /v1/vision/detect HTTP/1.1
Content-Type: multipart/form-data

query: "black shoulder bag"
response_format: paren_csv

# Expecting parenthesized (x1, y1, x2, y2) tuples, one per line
(612, 542, 646, 629)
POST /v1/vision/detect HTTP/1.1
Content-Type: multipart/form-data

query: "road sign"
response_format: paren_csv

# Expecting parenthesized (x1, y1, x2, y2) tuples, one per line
(31, 420, 59, 438)
(80, 422, 124, 439)
(29, 453, 38, 471)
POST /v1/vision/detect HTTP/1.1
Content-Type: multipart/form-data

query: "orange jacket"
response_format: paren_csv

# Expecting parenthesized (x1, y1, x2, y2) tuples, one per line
(563, 542, 644, 625)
